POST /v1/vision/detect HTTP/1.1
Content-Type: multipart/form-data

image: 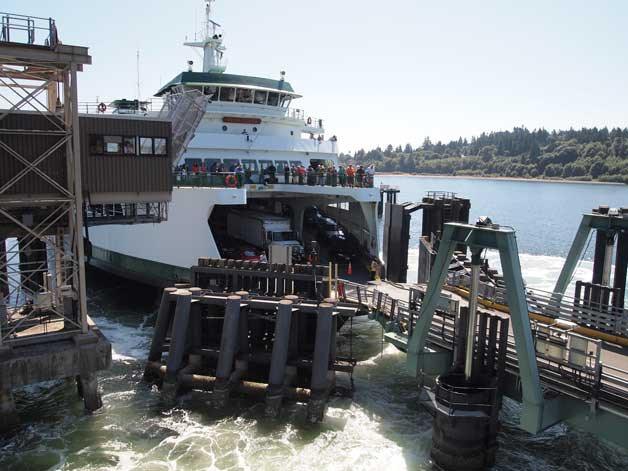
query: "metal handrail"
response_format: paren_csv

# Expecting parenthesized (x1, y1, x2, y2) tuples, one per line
(0, 12, 58, 48)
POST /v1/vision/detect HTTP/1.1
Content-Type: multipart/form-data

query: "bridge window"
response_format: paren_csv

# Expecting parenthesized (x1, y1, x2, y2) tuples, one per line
(204, 86, 218, 99)
(267, 92, 279, 106)
(154, 138, 167, 155)
(220, 87, 236, 102)
(104, 136, 122, 154)
(236, 88, 253, 103)
(254, 90, 267, 105)
(140, 137, 153, 155)
(89, 135, 104, 154)
(123, 137, 136, 155)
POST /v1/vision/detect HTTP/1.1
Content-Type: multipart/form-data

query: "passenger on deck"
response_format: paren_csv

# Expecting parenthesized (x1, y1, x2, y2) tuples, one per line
(356, 165, 365, 187)
(235, 164, 244, 187)
(284, 164, 290, 183)
(317, 165, 325, 186)
(200, 162, 207, 174)
(298, 165, 306, 185)
(346, 165, 356, 187)
(210, 161, 218, 173)
(306, 165, 315, 185)
(366, 164, 375, 187)
(192, 162, 199, 174)
(267, 163, 277, 184)
(338, 165, 346, 187)
(291, 165, 298, 184)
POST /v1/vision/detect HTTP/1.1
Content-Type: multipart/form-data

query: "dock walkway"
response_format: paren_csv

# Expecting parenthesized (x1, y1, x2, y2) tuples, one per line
(340, 279, 628, 421)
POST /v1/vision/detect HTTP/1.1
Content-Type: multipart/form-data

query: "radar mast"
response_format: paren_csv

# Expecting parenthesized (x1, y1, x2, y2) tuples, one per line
(184, 0, 227, 73)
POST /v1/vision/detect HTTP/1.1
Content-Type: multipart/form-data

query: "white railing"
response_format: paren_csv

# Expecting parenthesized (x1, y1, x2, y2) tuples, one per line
(287, 109, 324, 129)
(77, 98, 165, 115)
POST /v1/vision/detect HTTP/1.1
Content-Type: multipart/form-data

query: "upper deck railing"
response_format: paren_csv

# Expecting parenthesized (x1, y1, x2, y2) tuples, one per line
(0, 12, 59, 48)
(172, 169, 375, 189)
(78, 98, 165, 116)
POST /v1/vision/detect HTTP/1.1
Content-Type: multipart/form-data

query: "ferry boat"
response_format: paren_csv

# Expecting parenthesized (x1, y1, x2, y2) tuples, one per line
(87, 0, 380, 286)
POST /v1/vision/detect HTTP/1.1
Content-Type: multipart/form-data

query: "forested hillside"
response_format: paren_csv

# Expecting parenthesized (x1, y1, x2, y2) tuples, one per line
(340, 127, 628, 183)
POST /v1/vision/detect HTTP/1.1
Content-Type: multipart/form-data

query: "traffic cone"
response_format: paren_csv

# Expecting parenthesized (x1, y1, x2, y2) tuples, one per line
(347, 261, 353, 276)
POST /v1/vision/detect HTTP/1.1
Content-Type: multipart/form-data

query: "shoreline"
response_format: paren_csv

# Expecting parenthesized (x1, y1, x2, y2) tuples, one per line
(375, 172, 624, 186)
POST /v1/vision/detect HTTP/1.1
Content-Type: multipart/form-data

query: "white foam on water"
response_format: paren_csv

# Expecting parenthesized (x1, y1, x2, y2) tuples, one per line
(406, 247, 595, 297)
(90, 314, 152, 362)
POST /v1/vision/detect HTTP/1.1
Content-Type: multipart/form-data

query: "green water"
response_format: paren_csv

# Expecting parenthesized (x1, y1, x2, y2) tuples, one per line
(2, 176, 628, 470)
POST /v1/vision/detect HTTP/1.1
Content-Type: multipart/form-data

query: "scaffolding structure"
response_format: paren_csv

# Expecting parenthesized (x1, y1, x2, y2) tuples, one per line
(0, 12, 91, 346)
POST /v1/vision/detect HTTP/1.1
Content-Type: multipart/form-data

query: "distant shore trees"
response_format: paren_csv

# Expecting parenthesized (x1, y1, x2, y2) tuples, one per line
(340, 126, 628, 184)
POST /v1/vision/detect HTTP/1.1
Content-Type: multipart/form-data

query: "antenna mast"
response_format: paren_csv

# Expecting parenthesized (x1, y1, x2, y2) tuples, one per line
(184, 0, 226, 73)
(136, 49, 141, 102)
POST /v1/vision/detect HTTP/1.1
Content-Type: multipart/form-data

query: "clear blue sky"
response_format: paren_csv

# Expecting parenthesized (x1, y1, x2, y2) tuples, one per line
(6, 0, 628, 153)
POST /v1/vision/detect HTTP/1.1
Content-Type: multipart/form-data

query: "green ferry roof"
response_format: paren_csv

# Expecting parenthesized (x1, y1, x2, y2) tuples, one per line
(155, 72, 296, 96)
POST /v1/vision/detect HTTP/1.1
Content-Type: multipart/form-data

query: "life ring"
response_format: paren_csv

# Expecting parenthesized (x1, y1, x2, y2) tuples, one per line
(225, 174, 238, 188)
(306, 117, 312, 125)
(97, 102, 107, 113)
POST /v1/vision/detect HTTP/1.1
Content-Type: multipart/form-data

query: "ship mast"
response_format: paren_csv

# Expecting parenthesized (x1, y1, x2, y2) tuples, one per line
(184, 0, 226, 73)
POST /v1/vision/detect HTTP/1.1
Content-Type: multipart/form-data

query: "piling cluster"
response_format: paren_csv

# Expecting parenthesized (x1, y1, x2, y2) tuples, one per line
(143, 285, 352, 421)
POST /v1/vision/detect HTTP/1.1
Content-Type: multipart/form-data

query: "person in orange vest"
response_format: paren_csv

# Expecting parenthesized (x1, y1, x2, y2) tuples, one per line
(346, 164, 356, 187)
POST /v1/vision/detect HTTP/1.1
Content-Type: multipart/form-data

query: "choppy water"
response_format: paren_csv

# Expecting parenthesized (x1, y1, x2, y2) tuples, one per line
(2, 176, 628, 470)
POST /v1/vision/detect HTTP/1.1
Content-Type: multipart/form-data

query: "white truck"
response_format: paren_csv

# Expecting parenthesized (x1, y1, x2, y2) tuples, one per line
(227, 210, 304, 262)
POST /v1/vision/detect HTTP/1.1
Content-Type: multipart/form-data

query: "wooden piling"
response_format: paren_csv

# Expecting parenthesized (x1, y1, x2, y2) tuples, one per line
(308, 302, 334, 422)
(144, 287, 177, 381)
(162, 289, 192, 399)
(265, 299, 294, 416)
(214, 295, 242, 405)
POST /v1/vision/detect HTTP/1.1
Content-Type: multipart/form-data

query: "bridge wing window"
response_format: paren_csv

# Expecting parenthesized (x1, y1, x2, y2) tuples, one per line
(220, 87, 236, 102)
(236, 88, 253, 103)
(254, 90, 267, 105)
(154, 138, 167, 155)
(279, 94, 291, 108)
(267, 92, 279, 106)
(104, 136, 122, 154)
(140, 137, 154, 155)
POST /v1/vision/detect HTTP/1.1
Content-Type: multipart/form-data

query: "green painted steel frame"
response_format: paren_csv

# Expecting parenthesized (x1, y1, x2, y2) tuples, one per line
(552, 213, 628, 303)
(407, 222, 546, 433)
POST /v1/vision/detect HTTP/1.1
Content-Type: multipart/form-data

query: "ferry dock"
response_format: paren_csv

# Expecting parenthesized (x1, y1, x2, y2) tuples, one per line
(0, 13, 172, 430)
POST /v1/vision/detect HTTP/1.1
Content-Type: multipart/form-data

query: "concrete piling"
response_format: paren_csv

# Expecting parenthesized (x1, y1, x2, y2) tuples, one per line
(76, 372, 103, 411)
(214, 295, 242, 406)
(265, 299, 294, 417)
(162, 289, 192, 400)
(308, 302, 335, 423)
